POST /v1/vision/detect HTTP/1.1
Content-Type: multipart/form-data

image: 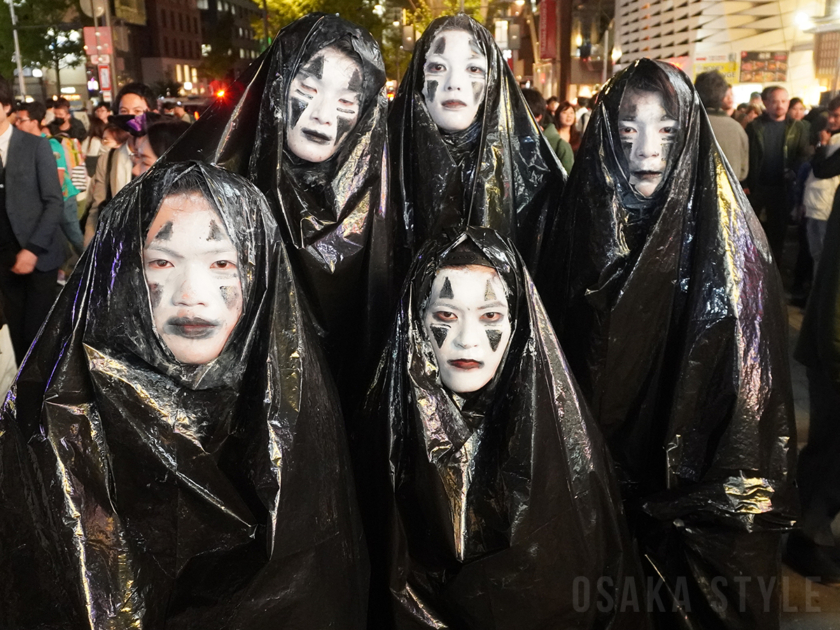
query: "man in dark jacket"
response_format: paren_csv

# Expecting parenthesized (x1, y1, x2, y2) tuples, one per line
(746, 85, 811, 263)
(47, 96, 87, 141)
(788, 139, 840, 582)
(0, 78, 65, 363)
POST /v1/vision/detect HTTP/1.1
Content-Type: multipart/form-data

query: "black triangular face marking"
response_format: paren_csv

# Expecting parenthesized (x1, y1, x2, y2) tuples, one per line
(348, 69, 362, 92)
(439, 277, 454, 299)
(484, 279, 496, 301)
(425, 80, 438, 103)
(472, 81, 484, 104)
(486, 329, 502, 352)
(302, 54, 324, 80)
(207, 219, 224, 241)
(432, 36, 446, 55)
(289, 97, 307, 129)
(155, 221, 173, 241)
(336, 117, 352, 146)
(430, 325, 448, 348)
(149, 283, 162, 308)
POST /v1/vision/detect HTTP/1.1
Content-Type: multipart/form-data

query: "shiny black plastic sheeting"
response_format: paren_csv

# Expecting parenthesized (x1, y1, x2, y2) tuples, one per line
(388, 14, 565, 279)
(541, 59, 797, 629)
(0, 162, 367, 629)
(164, 14, 392, 395)
(358, 227, 650, 629)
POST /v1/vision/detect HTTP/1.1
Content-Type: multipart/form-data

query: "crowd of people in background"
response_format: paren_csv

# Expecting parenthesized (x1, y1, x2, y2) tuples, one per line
(0, 79, 194, 393)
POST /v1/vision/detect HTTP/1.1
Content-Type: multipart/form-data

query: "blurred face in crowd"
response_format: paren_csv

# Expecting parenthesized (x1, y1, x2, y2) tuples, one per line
(102, 128, 121, 149)
(722, 87, 735, 112)
(285, 46, 363, 163)
(94, 104, 110, 122)
(144, 192, 243, 364)
(763, 88, 789, 121)
(120, 92, 150, 116)
(558, 105, 576, 129)
(423, 264, 512, 393)
(53, 106, 70, 128)
(131, 135, 157, 178)
(827, 107, 840, 133)
(14, 110, 41, 136)
(618, 87, 679, 197)
(422, 28, 487, 133)
(789, 100, 806, 121)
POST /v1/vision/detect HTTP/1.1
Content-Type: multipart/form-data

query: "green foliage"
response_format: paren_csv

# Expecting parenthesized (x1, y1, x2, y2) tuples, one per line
(0, 0, 84, 86)
(252, 0, 383, 46)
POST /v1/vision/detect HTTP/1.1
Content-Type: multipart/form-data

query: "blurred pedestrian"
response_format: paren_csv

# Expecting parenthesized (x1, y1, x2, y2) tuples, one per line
(0, 77, 64, 364)
(82, 116, 106, 178)
(93, 102, 110, 123)
(47, 97, 86, 141)
(746, 86, 811, 263)
(722, 83, 735, 116)
(522, 88, 573, 174)
(790, 97, 807, 121)
(173, 101, 193, 124)
(554, 100, 581, 153)
(694, 70, 748, 181)
(546, 95, 559, 116)
(129, 117, 191, 178)
(734, 103, 762, 128)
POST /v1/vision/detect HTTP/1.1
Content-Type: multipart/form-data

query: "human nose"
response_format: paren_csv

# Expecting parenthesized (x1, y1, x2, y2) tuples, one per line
(443, 66, 470, 94)
(453, 318, 482, 349)
(635, 127, 660, 159)
(308, 97, 334, 127)
(173, 266, 209, 307)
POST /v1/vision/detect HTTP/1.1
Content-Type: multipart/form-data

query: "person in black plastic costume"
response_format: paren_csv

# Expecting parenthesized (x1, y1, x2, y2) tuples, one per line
(542, 59, 797, 629)
(0, 162, 367, 629)
(358, 228, 649, 629)
(388, 14, 565, 280)
(162, 14, 392, 404)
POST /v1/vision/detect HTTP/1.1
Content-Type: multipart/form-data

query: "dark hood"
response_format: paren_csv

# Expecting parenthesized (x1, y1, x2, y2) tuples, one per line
(542, 59, 797, 628)
(389, 14, 566, 276)
(358, 227, 646, 629)
(0, 162, 367, 629)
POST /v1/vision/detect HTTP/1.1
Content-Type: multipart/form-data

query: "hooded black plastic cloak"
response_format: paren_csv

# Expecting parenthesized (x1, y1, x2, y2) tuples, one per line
(542, 59, 797, 629)
(164, 14, 392, 391)
(0, 162, 367, 628)
(388, 14, 565, 278)
(359, 228, 648, 629)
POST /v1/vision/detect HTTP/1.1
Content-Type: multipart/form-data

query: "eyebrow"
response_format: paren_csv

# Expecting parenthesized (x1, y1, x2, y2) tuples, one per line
(480, 301, 507, 309)
(145, 245, 236, 257)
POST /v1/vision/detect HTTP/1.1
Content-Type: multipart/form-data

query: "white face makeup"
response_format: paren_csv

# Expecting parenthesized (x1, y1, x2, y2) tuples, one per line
(143, 192, 243, 365)
(617, 88, 679, 197)
(286, 46, 363, 163)
(423, 265, 512, 394)
(422, 29, 487, 133)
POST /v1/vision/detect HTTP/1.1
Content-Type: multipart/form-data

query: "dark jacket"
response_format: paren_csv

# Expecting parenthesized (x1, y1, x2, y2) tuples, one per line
(795, 144, 840, 379)
(5, 126, 65, 271)
(48, 116, 86, 142)
(745, 113, 810, 192)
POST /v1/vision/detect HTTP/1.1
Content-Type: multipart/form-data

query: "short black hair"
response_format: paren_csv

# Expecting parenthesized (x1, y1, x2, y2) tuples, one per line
(0, 76, 15, 109)
(521, 88, 546, 120)
(789, 97, 804, 109)
(94, 102, 110, 111)
(113, 82, 157, 114)
(626, 63, 679, 121)
(828, 96, 840, 113)
(761, 86, 786, 102)
(53, 97, 71, 111)
(147, 118, 191, 158)
(694, 70, 728, 110)
(18, 101, 46, 123)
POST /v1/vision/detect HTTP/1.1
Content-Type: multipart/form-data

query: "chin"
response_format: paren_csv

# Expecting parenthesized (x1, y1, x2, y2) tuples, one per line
(442, 373, 492, 394)
(287, 137, 335, 163)
(432, 110, 476, 133)
(166, 339, 224, 365)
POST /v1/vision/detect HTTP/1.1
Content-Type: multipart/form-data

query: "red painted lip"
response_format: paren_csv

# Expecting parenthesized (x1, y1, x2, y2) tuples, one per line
(442, 99, 467, 109)
(449, 359, 482, 370)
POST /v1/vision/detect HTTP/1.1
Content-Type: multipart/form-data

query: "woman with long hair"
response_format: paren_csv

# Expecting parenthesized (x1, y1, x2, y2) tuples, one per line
(554, 100, 581, 153)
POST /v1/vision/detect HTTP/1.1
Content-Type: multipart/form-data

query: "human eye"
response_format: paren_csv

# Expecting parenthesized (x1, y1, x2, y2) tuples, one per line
(619, 125, 636, 135)
(468, 65, 486, 76)
(296, 83, 317, 98)
(433, 310, 457, 322)
(211, 259, 238, 270)
(146, 259, 173, 269)
(425, 62, 445, 73)
(660, 123, 678, 134)
(480, 312, 504, 323)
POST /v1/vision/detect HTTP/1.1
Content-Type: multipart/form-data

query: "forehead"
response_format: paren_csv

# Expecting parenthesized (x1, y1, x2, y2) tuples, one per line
(618, 89, 668, 118)
(765, 89, 788, 101)
(427, 29, 484, 57)
(297, 47, 360, 81)
(120, 93, 148, 110)
(147, 193, 228, 241)
(431, 265, 504, 298)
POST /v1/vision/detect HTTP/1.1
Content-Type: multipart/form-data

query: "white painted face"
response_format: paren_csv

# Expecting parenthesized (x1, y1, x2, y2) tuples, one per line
(422, 265, 512, 394)
(143, 192, 243, 365)
(285, 46, 363, 163)
(422, 29, 487, 133)
(617, 88, 679, 197)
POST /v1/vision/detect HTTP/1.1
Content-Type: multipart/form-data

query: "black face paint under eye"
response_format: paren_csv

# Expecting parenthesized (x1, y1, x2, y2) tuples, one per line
(439, 277, 454, 299)
(302, 54, 324, 80)
(335, 117, 353, 147)
(486, 329, 502, 352)
(220, 285, 240, 309)
(289, 97, 307, 130)
(425, 80, 438, 103)
(432, 36, 446, 55)
(154, 221, 173, 241)
(430, 325, 449, 348)
(207, 219, 224, 241)
(149, 283, 162, 309)
(472, 82, 484, 105)
(484, 279, 496, 301)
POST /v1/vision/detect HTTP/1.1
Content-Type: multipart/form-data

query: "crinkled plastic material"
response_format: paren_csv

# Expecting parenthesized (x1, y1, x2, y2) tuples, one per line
(0, 162, 367, 628)
(165, 14, 393, 393)
(357, 228, 649, 629)
(388, 15, 565, 278)
(541, 59, 797, 628)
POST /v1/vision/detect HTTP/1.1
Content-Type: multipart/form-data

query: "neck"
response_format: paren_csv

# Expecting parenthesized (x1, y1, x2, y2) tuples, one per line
(0, 119, 11, 136)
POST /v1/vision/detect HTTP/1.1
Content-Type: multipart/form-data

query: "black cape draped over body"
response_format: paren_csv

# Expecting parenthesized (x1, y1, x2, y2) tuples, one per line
(542, 59, 797, 629)
(358, 228, 648, 629)
(0, 162, 367, 629)
(164, 14, 392, 396)
(388, 14, 566, 280)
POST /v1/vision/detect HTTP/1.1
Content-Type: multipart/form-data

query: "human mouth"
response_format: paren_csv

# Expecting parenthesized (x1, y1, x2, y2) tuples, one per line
(632, 170, 662, 181)
(165, 316, 220, 339)
(442, 99, 468, 110)
(449, 359, 483, 370)
(301, 128, 332, 144)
